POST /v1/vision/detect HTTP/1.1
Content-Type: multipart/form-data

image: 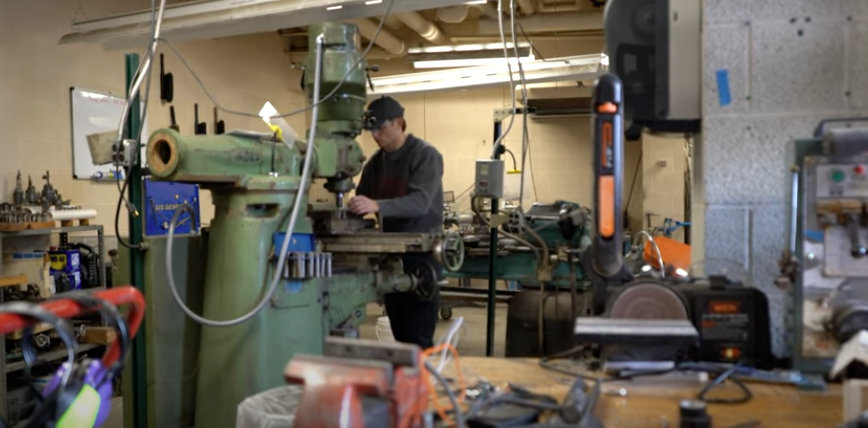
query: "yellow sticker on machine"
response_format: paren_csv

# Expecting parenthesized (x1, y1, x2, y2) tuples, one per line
(50, 254, 67, 271)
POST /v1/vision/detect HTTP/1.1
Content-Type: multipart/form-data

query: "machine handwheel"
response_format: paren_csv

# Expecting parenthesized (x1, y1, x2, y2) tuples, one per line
(411, 263, 439, 302)
(440, 307, 453, 320)
(440, 231, 465, 272)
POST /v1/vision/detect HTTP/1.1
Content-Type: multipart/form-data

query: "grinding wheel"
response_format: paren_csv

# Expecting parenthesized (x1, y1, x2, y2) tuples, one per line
(608, 281, 689, 320)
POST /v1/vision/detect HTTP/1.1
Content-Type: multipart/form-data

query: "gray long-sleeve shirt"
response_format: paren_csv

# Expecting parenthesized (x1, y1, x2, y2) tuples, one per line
(356, 134, 444, 235)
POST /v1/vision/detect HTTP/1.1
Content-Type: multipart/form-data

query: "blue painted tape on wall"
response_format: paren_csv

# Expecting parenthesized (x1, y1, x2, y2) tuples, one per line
(716, 69, 732, 107)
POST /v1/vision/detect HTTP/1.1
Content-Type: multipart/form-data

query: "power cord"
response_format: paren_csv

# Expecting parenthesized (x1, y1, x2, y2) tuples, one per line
(114, 0, 159, 250)
(164, 33, 325, 327)
(490, 0, 520, 158)
(114, 0, 397, 249)
(153, 0, 396, 120)
(539, 347, 754, 405)
(424, 360, 465, 428)
(697, 362, 752, 404)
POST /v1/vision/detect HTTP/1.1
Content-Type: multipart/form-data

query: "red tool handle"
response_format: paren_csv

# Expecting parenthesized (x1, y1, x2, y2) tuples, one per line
(0, 286, 145, 367)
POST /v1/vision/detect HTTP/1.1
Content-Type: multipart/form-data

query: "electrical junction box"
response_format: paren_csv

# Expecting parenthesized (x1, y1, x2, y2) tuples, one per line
(144, 178, 201, 236)
(475, 159, 505, 199)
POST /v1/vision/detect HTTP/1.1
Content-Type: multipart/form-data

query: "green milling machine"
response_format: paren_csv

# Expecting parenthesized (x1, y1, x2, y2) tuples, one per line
(118, 22, 462, 428)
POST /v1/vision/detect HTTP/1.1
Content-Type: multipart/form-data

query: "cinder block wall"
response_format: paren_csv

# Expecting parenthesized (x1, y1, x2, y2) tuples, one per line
(702, 0, 868, 356)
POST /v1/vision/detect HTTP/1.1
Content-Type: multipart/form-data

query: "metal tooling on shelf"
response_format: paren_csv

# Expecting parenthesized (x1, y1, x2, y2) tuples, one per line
(0, 225, 107, 290)
(0, 170, 97, 228)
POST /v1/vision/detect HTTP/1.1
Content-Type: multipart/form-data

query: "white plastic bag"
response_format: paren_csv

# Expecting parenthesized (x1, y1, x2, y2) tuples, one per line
(236, 385, 304, 428)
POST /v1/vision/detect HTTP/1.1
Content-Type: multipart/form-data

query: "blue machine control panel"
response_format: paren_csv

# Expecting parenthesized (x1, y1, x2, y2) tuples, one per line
(144, 178, 201, 236)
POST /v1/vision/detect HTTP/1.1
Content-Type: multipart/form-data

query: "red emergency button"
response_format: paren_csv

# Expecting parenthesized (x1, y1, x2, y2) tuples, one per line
(855, 165, 866, 175)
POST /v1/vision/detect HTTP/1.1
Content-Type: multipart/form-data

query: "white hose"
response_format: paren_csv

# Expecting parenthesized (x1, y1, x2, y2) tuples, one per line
(434, 316, 466, 373)
(164, 35, 326, 327)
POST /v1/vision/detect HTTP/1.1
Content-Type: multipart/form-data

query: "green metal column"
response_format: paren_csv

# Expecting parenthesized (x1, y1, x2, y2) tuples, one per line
(124, 53, 148, 428)
(486, 120, 503, 357)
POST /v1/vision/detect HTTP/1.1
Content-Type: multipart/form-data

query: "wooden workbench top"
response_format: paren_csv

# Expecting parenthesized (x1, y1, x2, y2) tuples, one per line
(453, 357, 842, 428)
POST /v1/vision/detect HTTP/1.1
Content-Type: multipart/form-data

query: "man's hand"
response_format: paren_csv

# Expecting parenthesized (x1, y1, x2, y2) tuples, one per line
(349, 195, 380, 215)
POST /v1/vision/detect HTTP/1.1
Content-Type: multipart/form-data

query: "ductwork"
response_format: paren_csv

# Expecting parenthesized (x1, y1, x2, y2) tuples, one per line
(476, 11, 603, 35)
(516, 0, 535, 14)
(472, 3, 501, 20)
(349, 18, 406, 56)
(394, 12, 449, 45)
(437, 5, 470, 23)
(382, 15, 405, 30)
(536, 0, 587, 12)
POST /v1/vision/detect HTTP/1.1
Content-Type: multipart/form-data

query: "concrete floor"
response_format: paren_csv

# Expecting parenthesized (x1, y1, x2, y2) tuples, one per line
(101, 299, 509, 427)
(358, 301, 509, 357)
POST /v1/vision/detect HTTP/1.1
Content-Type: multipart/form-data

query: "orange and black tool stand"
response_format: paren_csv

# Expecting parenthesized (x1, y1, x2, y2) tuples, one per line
(581, 74, 635, 315)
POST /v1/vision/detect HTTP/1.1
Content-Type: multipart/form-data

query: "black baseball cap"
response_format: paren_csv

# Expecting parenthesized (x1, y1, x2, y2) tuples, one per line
(364, 96, 404, 131)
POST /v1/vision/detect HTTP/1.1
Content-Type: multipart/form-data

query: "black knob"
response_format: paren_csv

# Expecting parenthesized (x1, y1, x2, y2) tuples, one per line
(679, 400, 711, 428)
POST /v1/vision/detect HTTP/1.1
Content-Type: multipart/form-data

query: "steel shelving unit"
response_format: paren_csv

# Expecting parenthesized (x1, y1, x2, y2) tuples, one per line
(0, 224, 107, 421)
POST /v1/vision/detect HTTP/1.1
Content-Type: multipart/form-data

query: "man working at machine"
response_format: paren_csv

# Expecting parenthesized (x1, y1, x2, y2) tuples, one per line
(348, 96, 445, 349)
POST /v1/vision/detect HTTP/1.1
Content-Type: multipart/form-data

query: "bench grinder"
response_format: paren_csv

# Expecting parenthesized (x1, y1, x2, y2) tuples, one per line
(144, 22, 449, 428)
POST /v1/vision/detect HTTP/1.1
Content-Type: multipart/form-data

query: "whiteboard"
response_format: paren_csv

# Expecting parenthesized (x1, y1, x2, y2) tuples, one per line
(69, 87, 148, 180)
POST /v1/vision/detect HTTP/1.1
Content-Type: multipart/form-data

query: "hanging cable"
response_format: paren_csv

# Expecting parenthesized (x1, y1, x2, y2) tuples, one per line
(697, 362, 752, 404)
(164, 34, 325, 327)
(114, 0, 396, 250)
(503, 148, 519, 170)
(114, 0, 159, 250)
(154, 0, 396, 121)
(490, 0, 520, 159)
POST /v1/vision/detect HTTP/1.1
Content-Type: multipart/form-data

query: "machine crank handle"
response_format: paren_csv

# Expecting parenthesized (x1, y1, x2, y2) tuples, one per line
(410, 263, 440, 301)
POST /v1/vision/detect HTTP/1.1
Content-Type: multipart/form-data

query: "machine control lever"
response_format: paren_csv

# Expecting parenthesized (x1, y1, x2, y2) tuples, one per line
(847, 213, 867, 258)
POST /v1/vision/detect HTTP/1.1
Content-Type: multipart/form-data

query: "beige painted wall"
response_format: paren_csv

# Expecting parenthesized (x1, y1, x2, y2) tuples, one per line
(639, 133, 689, 242)
(0, 0, 308, 244)
(0, 5, 668, 248)
(350, 88, 644, 219)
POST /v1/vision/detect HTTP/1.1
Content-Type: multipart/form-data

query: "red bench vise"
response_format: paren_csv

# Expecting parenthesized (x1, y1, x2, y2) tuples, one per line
(285, 337, 430, 428)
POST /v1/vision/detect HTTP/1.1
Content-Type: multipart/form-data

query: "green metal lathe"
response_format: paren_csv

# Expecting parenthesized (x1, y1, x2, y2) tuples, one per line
(120, 22, 454, 428)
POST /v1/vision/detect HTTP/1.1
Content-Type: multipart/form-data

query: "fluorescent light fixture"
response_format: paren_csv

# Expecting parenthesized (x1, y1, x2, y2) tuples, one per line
(408, 42, 529, 54)
(326, 5, 342, 10)
(414, 54, 535, 69)
(365, 0, 383, 4)
(370, 54, 608, 96)
(465, 0, 488, 3)
(409, 41, 533, 69)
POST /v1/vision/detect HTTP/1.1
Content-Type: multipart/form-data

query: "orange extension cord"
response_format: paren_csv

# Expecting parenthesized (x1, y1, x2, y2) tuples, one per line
(421, 343, 466, 426)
